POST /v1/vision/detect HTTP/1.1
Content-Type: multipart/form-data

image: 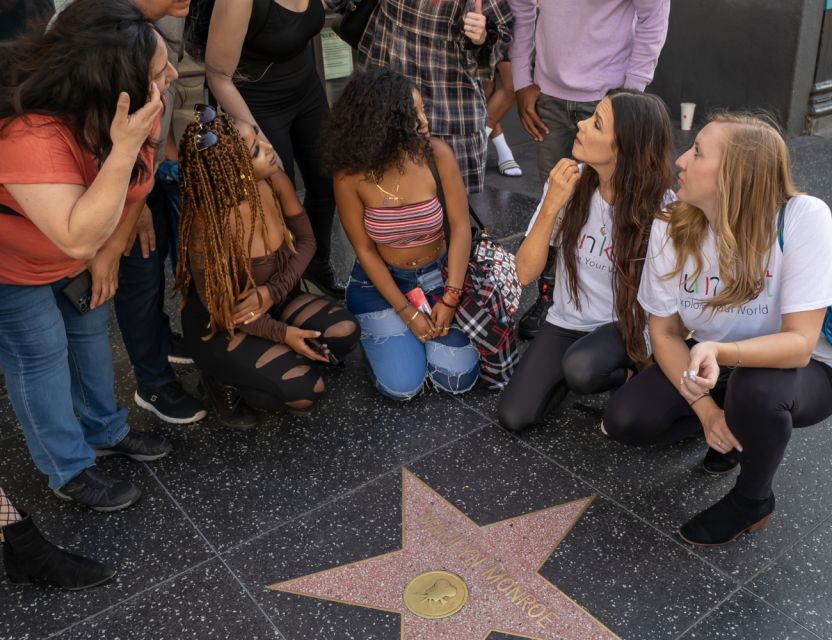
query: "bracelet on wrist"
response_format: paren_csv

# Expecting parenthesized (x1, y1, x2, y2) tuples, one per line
(437, 298, 458, 310)
(689, 392, 710, 407)
(405, 309, 420, 327)
(394, 301, 410, 315)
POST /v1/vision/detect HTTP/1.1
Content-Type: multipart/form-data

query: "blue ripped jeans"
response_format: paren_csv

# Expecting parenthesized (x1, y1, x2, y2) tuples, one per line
(0, 279, 129, 489)
(346, 258, 479, 401)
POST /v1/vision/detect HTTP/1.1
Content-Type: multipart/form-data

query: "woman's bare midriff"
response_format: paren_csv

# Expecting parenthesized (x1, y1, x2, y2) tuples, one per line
(376, 238, 447, 269)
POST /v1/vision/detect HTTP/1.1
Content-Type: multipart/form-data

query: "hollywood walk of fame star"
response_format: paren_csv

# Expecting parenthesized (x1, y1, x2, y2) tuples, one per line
(268, 469, 619, 640)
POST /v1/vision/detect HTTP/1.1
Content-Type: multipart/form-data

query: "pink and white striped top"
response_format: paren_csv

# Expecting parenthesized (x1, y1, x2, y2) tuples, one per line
(364, 196, 444, 248)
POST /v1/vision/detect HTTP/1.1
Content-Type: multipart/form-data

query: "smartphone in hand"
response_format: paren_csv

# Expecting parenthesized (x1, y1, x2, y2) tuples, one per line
(306, 338, 338, 365)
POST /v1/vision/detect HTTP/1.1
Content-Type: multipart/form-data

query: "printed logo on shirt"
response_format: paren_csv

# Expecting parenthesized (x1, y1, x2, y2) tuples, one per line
(678, 269, 776, 316)
(578, 231, 614, 273)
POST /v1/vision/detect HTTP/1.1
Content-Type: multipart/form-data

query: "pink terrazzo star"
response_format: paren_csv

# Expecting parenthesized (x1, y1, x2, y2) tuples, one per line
(268, 469, 618, 640)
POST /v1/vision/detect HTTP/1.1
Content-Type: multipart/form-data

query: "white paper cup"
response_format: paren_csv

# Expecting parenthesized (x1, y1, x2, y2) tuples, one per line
(680, 102, 696, 131)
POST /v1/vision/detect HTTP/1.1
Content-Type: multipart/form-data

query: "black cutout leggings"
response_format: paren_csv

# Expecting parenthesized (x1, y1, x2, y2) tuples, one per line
(182, 288, 359, 409)
(498, 322, 635, 432)
(604, 355, 832, 499)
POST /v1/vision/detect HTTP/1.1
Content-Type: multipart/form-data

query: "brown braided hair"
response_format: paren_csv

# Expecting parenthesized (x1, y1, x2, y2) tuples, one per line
(556, 91, 674, 361)
(176, 114, 294, 339)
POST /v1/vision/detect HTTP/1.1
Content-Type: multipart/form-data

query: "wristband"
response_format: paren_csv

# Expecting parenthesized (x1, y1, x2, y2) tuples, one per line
(689, 392, 710, 407)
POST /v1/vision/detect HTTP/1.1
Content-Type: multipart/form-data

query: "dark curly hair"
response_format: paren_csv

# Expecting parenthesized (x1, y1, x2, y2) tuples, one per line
(321, 68, 431, 180)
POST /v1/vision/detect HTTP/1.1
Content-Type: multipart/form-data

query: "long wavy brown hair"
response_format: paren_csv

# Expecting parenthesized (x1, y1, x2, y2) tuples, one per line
(662, 113, 798, 310)
(557, 91, 674, 360)
(176, 114, 293, 339)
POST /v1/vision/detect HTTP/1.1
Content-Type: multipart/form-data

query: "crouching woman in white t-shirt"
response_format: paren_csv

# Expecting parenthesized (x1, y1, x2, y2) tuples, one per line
(497, 91, 675, 433)
(604, 113, 832, 546)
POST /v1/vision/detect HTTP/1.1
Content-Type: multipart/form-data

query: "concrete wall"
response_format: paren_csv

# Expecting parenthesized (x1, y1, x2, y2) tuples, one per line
(649, 0, 826, 135)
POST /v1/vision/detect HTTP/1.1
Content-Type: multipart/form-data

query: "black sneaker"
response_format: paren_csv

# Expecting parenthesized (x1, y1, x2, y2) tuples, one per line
(95, 428, 173, 462)
(702, 447, 740, 475)
(134, 381, 207, 424)
(518, 281, 553, 340)
(303, 258, 345, 298)
(168, 332, 194, 365)
(53, 467, 142, 512)
(197, 374, 258, 431)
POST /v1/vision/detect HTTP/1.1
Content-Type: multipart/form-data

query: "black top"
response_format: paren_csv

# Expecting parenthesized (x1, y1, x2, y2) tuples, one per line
(240, 0, 325, 65)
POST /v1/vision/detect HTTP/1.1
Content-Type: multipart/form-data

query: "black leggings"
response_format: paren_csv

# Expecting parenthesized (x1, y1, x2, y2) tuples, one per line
(239, 74, 335, 262)
(604, 358, 832, 500)
(498, 322, 635, 432)
(181, 289, 359, 410)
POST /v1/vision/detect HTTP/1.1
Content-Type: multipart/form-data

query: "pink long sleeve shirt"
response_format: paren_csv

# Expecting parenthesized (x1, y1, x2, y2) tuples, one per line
(509, 0, 670, 102)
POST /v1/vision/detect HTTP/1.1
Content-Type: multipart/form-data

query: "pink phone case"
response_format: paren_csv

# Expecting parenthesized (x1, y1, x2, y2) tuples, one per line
(405, 287, 432, 315)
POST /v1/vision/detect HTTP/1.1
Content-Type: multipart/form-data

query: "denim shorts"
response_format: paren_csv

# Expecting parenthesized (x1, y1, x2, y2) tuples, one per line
(346, 257, 479, 401)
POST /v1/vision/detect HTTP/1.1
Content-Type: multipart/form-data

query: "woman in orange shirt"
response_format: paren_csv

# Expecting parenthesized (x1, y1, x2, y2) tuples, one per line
(0, 0, 173, 517)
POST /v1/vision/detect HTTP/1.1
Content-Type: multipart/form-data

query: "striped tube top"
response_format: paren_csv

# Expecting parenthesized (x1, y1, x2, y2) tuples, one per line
(364, 196, 444, 248)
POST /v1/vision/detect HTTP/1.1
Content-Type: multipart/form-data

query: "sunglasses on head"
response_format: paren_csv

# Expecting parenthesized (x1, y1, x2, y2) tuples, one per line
(193, 103, 218, 151)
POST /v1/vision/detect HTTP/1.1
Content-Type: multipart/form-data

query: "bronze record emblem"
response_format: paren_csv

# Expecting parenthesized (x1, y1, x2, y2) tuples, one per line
(403, 570, 468, 619)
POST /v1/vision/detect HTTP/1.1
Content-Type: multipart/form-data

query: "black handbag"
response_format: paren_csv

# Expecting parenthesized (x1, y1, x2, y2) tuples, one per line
(332, 0, 379, 49)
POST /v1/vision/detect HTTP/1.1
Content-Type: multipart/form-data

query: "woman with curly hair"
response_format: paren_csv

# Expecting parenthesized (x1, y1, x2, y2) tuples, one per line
(323, 69, 479, 400)
(497, 91, 675, 433)
(327, 0, 513, 193)
(603, 114, 832, 546)
(177, 108, 359, 428)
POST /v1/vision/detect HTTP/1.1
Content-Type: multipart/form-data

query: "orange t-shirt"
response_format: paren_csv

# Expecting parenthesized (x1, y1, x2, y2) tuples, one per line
(0, 115, 156, 285)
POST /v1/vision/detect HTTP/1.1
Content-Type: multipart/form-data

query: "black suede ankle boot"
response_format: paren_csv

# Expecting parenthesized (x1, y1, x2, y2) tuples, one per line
(3, 512, 115, 590)
(197, 374, 258, 431)
(678, 489, 775, 546)
(303, 258, 345, 298)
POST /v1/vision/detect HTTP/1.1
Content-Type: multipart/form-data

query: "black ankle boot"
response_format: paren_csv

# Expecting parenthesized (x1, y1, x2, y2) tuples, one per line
(197, 374, 258, 431)
(678, 489, 775, 546)
(518, 247, 556, 340)
(303, 258, 345, 298)
(3, 512, 115, 590)
(702, 447, 740, 475)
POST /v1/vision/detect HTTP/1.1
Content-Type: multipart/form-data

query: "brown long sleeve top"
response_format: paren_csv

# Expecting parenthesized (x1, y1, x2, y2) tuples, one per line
(189, 210, 316, 343)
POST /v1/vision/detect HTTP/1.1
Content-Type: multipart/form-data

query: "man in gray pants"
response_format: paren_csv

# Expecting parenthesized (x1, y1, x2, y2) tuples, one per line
(508, 0, 670, 338)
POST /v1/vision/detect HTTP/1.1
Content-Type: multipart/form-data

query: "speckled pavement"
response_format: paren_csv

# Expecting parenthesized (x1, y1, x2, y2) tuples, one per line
(1, 117, 832, 640)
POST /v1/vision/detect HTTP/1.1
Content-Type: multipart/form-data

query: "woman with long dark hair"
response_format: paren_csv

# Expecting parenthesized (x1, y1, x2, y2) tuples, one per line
(603, 114, 832, 545)
(498, 91, 675, 432)
(176, 110, 359, 427)
(323, 69, 479, 400)
(0, 0, 174, 512)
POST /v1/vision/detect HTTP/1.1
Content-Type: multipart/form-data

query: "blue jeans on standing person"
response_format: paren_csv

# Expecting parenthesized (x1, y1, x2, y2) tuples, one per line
(0, 279, 129, 489)
(346, 257, 480, 401)
(114, 161, 180, 393)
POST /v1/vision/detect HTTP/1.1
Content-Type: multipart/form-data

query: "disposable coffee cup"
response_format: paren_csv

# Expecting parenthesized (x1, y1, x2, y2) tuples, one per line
(680, 102, 696, 131)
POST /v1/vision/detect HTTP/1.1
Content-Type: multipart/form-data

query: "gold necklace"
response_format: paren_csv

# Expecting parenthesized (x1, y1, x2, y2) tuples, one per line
(372, 174, 401, 206)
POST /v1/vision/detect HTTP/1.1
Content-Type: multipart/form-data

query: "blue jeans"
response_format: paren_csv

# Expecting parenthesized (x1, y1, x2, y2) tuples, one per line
(346, 258, 479, 401)
(0, 280, 129, 488)
(114, 162, 180, 392)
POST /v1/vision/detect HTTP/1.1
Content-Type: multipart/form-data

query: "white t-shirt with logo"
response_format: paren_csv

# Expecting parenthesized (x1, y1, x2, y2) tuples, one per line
(638, 195, 832, 367)
(525, 182, 676, 331)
